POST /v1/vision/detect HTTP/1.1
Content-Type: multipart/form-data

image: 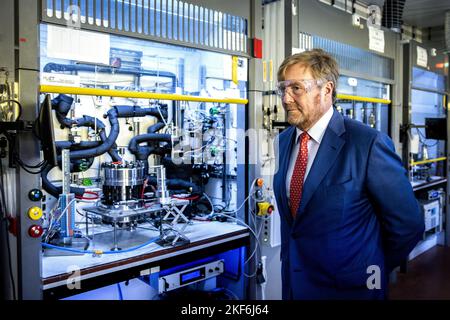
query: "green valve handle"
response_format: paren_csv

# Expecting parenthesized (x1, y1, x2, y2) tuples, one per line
(209, 107, 219, 115)
(82, 178, 93, 186)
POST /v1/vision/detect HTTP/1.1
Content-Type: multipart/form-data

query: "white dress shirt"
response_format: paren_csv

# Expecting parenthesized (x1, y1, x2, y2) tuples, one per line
(286, 106, 334, 201)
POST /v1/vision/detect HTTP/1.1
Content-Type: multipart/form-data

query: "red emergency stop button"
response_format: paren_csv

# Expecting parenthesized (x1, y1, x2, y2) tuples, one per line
(28, 225, 43, 238)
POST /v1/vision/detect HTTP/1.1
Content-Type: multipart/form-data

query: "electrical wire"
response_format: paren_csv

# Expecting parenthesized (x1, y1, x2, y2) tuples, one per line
(202, 192, 215, 216)
(415, 127, 440, 147)
(156, 103, 168, 127)
(171, 194, 200, 201)
(0, 99, 22, 122)
(44, 197, 77, 242)
(212, 212, 261, 273)
(0, 157, 16, 299)
(75, 191, 99, 200)
(1, 131, 47, 174)
(117, 283, 124, 300)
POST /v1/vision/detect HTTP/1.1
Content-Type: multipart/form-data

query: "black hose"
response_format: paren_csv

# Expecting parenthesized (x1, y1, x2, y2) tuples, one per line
(41, 164, 85, 197)
(52, 94, 122, 162)
(56, 141, 102, 151)
(129, 133, 171, 154)
(113, 105, 168, 121)
(65, 106, 169, 160)
(51, 94, 73, 116)
(58, 108, 120, 160)
(145, 176, 200, 193)
(147, 122, 165, 133)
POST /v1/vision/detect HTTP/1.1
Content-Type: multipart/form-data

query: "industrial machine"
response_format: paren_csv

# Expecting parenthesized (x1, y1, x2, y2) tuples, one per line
(0, 0, 265, 300)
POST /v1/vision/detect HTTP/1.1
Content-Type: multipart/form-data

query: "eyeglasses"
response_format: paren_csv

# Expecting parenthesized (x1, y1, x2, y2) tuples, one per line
(275, 79, 323, 98)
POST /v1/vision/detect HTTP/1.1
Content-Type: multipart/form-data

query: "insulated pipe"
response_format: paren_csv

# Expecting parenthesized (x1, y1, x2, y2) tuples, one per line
(128, 133, 171, 154)
(52, 95, 121, 161)
(129, 122, 170, 162)
(147, 122, 166, 133)
(60, 107, 120, 160)
(113, 105, 168, 121)
(51, 94, 73, 115)
(145, 176, 200, 193)
(41, 164, 85, 197)
(56, 140, 102, 150)
(60, 106, 167, 161)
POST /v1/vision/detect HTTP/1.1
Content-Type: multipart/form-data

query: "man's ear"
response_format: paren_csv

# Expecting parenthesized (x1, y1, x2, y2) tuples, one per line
(325, 81, 334, 97)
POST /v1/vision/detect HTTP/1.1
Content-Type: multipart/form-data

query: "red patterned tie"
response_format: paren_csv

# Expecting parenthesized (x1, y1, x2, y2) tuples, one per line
(290, 132, 310, 218)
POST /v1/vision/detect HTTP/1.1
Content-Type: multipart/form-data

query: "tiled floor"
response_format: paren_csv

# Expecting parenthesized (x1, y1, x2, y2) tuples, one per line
(389, 245, 450, 300)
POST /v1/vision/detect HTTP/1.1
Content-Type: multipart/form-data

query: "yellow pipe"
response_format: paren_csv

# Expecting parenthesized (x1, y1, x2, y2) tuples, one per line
(336, 94, 391, 104)
(410, 157, 447, 166)
(40, 85, 249, 105)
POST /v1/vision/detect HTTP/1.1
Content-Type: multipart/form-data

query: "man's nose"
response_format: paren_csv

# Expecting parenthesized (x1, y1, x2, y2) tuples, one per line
(282, 90, 294, 104)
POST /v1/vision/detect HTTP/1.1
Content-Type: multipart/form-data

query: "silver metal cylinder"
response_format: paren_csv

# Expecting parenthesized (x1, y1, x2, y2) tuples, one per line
(155, 165, 170, 205)
(103, 161, 146, 187)
(101, 161, 146, 206)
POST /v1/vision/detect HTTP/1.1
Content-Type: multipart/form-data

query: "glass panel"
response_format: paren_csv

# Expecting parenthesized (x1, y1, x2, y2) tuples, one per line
(412, 67, 446, 92)
(40, 23, 248, 96)
(39, 24, 249, 286)
(338, 76, 389, 100)
(335, 77, 390, 135)
(410, 89, 446, 180)
(313, 35, 394, 80)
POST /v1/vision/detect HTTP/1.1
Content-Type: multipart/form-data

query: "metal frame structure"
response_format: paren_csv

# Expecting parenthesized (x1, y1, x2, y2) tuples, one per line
(401, 40, 450, 248)
(0, 0, 259, 300)
(0, 0, 43, 300)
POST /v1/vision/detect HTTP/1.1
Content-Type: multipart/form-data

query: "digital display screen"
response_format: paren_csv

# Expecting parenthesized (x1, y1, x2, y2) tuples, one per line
(180, 267, 205, 285)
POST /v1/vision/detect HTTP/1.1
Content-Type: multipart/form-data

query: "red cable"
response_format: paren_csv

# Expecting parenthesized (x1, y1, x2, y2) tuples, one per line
(141, 178, 148, 199)
(171, 195, 200, 201)
(76, 191, 99, 200)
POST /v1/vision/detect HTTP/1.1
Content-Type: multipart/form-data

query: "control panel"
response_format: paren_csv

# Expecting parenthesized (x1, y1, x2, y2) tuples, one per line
(158, 260, 224, 293)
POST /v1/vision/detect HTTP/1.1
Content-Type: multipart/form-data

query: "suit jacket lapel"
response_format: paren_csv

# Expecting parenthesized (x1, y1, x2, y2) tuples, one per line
(278, 126, 296, 225)
(295, 109, 346, 221)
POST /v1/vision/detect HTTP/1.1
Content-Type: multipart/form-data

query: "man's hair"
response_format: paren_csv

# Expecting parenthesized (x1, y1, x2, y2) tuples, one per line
(277, 48, 339, 103)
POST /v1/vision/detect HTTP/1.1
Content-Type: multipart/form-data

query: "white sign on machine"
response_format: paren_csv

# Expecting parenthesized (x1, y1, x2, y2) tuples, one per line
(368, 26, 385, 53)
(416, 46, 428, 68)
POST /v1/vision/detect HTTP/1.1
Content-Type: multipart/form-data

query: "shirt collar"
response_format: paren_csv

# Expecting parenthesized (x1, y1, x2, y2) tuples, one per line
(296, 106, 334, 144)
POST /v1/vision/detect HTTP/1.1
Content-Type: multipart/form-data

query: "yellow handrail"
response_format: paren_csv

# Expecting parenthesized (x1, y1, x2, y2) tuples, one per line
(336, 94, 391, 104)
(40, 85, 249, 105)
(410, 157, 447, 166)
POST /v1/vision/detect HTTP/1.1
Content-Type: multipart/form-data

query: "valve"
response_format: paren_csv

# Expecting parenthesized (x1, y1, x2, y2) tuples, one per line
(27, 206, 43, 221)
(28, 225, 43, 238)
(28, 189, 43, 202)
(257, 202, 274, 216)
(256, 178, 264, 188)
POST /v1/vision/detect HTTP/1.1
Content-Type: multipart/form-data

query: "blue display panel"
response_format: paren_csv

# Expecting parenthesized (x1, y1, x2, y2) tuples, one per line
(180, 267, 205, 285)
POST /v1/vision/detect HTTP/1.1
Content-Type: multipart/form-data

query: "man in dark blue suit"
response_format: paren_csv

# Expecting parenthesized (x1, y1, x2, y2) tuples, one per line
(273, 49, 424, 300)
